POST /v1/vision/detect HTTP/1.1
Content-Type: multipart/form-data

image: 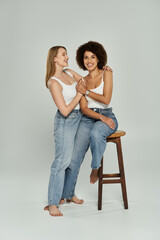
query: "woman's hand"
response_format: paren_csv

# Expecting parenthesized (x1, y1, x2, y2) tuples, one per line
(76, 79, 87, 94)
(100, 115, 115, 129)
(103, 65, 113, 72)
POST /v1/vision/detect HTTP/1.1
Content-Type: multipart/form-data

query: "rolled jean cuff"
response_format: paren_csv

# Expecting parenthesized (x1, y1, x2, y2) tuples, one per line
(48, 201, 59, 206)
(91, 163, 101, 170)
(62, 192, 75, 199)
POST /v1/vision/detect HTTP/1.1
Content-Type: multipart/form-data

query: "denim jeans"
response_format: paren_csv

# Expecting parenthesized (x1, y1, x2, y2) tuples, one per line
(62, 107, 118, 199)
(48, 109, 82, 206)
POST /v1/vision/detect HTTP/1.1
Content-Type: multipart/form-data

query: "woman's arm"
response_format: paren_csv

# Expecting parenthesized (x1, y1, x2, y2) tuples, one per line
(77, 70, 113, 105)
(66, 68, 82, 82)
(80, 96, 115, 129)
(48, 79, 82, 117)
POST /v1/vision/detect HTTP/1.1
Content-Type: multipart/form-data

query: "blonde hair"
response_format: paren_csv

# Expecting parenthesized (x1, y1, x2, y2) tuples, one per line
(45, 46, 66, 88)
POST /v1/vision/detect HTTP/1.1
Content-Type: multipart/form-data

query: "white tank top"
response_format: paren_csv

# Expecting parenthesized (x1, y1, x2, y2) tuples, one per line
(85, 73, 110, 109)
(50, 70, 80, 110)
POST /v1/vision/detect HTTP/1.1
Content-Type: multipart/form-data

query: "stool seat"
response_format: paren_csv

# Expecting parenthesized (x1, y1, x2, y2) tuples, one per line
(107, 130, 126, 139)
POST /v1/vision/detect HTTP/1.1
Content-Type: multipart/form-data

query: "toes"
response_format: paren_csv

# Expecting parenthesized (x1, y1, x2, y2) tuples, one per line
(90, 177, 94, 184)
(44, 206, 49, 211)
(59, 199, 65, 204)
(48, 205, 63, 217)
(49, 212, 63, 217)
(49, 212, 54, 216)
(66, 197, 84, 204)
(90, 178, 98, 184)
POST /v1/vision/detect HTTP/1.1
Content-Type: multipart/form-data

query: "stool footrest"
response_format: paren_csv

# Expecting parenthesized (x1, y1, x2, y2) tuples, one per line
(102, 179, 121, 184)
(102, 173, 120, 178)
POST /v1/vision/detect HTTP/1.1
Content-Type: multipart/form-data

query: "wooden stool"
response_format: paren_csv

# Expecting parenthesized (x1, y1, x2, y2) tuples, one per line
(98, 130, 128, 210)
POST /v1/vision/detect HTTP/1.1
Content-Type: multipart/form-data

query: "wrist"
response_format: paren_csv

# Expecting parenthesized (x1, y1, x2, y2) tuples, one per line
(100, 114, 106, 121)
(77, 92, 82, 96)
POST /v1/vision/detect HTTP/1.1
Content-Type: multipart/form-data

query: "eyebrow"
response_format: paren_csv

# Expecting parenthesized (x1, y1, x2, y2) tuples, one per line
(84, 54, 95, 57)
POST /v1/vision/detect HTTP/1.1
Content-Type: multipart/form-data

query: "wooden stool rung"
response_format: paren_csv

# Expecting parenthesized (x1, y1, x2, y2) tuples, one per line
(102, 179, 121, 184)
(102, 173, 120, 178)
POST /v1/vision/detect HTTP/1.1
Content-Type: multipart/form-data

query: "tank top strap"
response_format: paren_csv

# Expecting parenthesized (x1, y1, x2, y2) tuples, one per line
(64, 69, 73, 78)
(102, 70, 105, 82)
(97, 71, 105, 87)
(49, 75, 76, 87)
(49, 76, 65, 86)
(50, 69, 75, 86)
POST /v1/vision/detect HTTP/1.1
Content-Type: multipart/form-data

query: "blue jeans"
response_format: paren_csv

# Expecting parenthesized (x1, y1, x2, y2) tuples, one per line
(48, 109, 82, 206)
(62, 108, 118, 199)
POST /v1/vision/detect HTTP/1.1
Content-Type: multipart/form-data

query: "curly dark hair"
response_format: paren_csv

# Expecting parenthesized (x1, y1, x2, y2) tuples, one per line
(76, 41, 107, 70)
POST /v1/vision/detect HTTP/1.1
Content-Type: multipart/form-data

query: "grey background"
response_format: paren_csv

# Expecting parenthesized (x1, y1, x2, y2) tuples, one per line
(0, 0, 160, 239)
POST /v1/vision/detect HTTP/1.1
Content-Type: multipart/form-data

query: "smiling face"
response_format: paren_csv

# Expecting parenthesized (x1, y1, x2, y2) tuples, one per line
(54, 47, 69, 68)
(83, 51, 99, 71)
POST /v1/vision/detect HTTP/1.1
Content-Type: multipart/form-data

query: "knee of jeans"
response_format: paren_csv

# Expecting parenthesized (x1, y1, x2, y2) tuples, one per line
(69, 161, 81, 172)
(90, 126, 116, 142)
(90, 128, 103, 142)
(61, 160, 71, 170)
(51, 158, 71, 172)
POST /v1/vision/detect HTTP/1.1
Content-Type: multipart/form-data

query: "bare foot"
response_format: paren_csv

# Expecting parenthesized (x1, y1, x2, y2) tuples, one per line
(59, 198, 65, 204)
(49, 205, 63, 217)
(44, 198, 65, 211)
(66, 196, 84, 204)
(90, 169, 99, 184)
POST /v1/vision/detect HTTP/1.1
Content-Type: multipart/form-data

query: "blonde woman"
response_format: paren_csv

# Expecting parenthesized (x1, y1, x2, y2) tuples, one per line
(45, 46, 84, 216)
(44, 45, 112, 216)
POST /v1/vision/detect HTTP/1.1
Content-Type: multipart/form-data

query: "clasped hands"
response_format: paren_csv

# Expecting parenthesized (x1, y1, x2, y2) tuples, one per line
(76, 78, 87, 95)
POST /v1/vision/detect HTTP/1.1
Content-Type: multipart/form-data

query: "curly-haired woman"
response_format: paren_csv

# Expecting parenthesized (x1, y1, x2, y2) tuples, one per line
(61, 41, 118, 201)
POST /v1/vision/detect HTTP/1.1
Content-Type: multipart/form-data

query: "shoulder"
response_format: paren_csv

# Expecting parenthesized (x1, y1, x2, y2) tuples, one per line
(64, 68, 74, 77)
(47, 78, 62, 91)
(104, 69, 113, 77)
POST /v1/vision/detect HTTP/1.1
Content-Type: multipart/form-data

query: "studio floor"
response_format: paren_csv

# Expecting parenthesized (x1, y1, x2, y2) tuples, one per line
(1, 177, 160, 240)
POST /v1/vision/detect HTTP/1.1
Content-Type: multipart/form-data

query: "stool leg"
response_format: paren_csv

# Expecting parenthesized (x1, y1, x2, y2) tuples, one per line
(98, 157, 103, 210)
(116, 138, 128, 209)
